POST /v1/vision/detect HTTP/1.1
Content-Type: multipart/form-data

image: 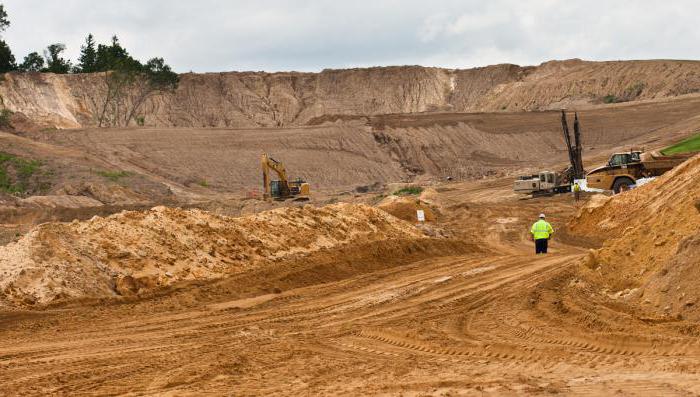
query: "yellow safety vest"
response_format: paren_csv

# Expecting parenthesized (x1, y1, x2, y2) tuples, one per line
(573, 184, 580, 192)
(531, 220, 554, 240)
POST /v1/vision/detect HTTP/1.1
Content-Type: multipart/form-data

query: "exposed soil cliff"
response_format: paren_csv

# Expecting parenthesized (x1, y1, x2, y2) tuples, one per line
(4, 59, 700, 129)
(570, 155, 700, 320)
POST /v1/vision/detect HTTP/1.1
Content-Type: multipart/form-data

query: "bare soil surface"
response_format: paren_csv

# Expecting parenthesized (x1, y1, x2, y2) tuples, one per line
(1, 68, 700, 395)
(13, 94, 700, 200)
(2, 168, 699, 395)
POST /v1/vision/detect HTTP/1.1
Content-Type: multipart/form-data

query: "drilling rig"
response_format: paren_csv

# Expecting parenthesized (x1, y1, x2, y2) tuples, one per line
(560, 110, 585, 182)
(513, 110, 585, 196)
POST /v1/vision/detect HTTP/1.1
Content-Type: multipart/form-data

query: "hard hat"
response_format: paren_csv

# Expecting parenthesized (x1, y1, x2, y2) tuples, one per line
(539, 213, 546, 218)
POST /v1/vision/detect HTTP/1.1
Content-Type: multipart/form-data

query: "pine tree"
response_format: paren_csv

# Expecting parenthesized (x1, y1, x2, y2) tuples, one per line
(77, 34, 97, 73)
(0, 5, 9, 33)
(0, 5, 15, 73)
(0, 40, 15, 72)
(95, 35, 140, 72)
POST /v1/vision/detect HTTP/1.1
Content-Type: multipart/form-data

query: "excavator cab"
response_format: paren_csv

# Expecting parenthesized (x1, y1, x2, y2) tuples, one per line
(288, 178, 310, 197)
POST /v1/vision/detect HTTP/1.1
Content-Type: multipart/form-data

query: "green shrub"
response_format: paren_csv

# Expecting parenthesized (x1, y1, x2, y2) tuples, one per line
(0, 108, 12, 128)
(392, 186, 424, 196)
(603, 82, 645, 104)
(0, 152, 44, 194)
(96, 170, 132, 181)
(603, 95, 618, 104)
(622, 82, 645, 101)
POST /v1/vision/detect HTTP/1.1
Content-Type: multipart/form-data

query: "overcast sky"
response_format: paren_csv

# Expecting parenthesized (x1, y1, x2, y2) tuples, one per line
(2, 0, 698, 73)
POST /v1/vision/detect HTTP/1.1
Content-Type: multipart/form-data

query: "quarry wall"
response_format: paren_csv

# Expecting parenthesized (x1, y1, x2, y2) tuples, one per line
(3, 59, 700, 129)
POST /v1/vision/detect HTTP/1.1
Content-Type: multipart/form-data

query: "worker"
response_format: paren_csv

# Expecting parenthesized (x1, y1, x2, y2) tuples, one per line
(573, 182, 581, 202)
(530, 213, 554, 254)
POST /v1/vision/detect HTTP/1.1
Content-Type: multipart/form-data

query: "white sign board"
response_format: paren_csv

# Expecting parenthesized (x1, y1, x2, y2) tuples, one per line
(416, 209, 426, 222)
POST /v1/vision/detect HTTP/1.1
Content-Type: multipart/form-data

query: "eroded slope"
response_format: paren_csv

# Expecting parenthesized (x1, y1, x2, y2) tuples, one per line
(570, 155, 700, 319)
(4, 59, 700, 129)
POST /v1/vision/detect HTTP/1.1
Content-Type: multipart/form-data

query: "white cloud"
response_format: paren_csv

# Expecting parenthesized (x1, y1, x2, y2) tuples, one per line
(1, 0, 699, 72)
(446, 10, 509, 35)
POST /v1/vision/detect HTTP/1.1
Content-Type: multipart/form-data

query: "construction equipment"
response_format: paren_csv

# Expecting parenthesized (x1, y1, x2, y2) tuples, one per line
(514, 171, 572, 196)
(562, 110, 585, 181)
(261, 153, 310, 201)
(586, 149, 692, 193)
(513, 111, 585, 196)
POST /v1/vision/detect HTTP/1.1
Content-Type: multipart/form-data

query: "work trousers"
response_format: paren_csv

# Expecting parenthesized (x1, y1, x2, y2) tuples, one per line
(535, 238, 549, 254)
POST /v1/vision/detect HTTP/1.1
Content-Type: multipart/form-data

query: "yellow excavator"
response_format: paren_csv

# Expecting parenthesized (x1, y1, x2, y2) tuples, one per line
(261, 153, 310, 201)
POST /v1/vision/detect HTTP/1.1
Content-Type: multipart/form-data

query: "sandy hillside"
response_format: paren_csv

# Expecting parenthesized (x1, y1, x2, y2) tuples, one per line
(4, 59, 700, 129)
(0, 203, 424, 308)
(570, 155, 700, 318)
(11, 95, 700, 199)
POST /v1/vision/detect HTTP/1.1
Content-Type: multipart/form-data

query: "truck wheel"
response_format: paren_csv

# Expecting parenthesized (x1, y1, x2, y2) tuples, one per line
(612, 177, 634, 194)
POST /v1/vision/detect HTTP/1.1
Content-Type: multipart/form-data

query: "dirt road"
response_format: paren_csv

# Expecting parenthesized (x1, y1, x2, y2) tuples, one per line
(3, 182, 700, 396)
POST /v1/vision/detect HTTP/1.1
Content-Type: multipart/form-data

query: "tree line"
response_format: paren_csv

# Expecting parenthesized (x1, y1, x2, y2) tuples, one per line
(0, 6, 176, 81)
(0, 4, 179, 127)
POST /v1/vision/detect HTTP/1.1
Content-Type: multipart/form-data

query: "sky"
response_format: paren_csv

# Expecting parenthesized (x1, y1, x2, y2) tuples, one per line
(1, 0, 698, 73)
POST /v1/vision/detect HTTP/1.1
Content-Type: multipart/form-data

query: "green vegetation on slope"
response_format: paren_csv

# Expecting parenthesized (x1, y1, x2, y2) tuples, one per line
(392, 186, 423, 196)
(96, 170, 132, 182)
(0, 152, 46, 194)
(661, 133, 700, 155)
(0, 108, 12, 128)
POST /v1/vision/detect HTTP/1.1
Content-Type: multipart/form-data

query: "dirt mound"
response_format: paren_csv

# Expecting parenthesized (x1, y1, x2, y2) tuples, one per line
(19, 195, 103, 209)
(0, 203, 424, 308)
(570, 155, 700, 318)
(377, 196, 436, 223)
(5, 60, 700, 129)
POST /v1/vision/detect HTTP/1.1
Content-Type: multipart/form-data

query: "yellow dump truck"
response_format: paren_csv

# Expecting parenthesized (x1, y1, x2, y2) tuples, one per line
(586, 150, 692, 193)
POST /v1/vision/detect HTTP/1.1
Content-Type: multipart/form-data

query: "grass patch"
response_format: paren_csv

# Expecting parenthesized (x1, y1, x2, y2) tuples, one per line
(197, 179, 209, 187)
(392, 186, 423, 196)
(0, 108, 13, 128)
(0, 152, 44, 194)
(661, 133, 700, 155)
(96, 170, 132, 182)
(602, 95, 618, 104)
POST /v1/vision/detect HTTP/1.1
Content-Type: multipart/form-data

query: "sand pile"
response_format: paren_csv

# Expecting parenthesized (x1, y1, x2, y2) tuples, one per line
(0, 203, 424, 308)
(377, 196, 436, 223)
(571, 155, 700, 318)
